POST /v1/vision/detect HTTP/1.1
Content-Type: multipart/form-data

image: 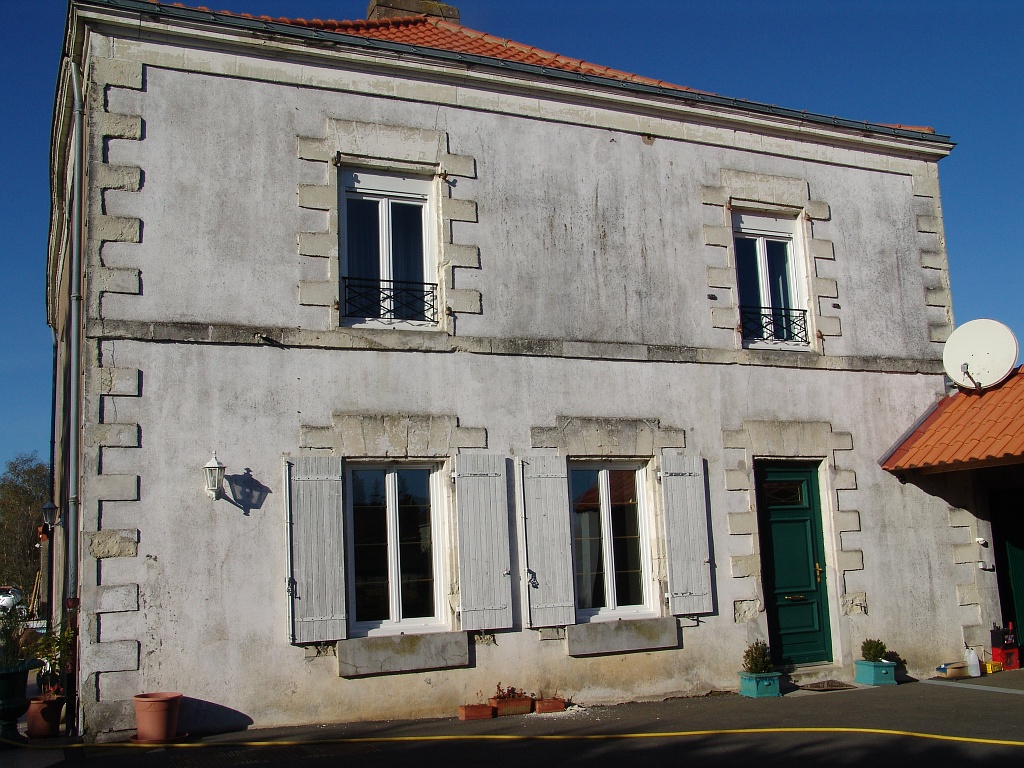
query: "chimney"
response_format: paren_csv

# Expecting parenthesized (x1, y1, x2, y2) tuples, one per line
(366, 1, 460, 23)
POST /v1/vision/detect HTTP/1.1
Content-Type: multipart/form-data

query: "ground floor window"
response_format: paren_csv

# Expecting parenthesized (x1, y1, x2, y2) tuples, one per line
(569, 464, 649, 618)
(347, 465, 443, 634)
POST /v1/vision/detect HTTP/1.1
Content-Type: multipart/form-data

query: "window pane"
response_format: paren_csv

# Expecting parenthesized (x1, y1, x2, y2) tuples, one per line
(571, 469, 605, 609)
(351, 469, 389, 621)
(735, 237, 761, 308)
(765, 240, 793, 339)
(390, 202, 424, 283)
(608, 470, 643, 606)
(345, 197, 382, 318)
(396, 468, 434, 619)
(764, 479, 804, 506)
(765, 240, 792, 309)
(390, 202, 426, 320)
(346, 198, 381, 280)
(735, 236, 763, 340)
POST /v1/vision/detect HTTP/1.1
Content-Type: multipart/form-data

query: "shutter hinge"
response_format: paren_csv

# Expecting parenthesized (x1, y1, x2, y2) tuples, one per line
(286, 577, 296, 597)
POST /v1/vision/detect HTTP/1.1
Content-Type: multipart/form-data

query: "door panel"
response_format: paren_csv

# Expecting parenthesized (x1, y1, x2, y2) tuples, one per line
(757, 464, 832, 666)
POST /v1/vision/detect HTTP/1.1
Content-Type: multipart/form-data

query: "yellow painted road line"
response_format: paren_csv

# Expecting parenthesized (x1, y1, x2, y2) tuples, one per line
(4, 726, 1024, 750)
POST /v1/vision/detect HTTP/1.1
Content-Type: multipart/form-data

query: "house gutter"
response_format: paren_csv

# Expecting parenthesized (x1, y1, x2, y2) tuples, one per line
(76, 0, 952, 146)
(66, 60, 84, 604)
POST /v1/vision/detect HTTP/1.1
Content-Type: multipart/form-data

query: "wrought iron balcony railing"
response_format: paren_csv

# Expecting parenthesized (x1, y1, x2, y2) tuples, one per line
(740, 306, 809, 344)
(343, 277, 438, 322)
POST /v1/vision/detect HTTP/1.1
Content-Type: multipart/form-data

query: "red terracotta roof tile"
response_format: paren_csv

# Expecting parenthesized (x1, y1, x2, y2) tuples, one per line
(147, 3, 938, 135)
(158, 6, 720, 94)
(881, 366, 1024, 473)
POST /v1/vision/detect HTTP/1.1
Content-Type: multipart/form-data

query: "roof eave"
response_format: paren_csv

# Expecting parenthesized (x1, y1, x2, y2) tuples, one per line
(73, 0, 954, 151)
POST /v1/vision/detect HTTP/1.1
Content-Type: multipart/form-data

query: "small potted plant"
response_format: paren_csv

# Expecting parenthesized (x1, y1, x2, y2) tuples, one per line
(487, 683, 534, 716)
(22, 618, 74, 738)
(854, 639, 896, 685)
(739, 640, 781, 698)
(0, 607, 43, 742)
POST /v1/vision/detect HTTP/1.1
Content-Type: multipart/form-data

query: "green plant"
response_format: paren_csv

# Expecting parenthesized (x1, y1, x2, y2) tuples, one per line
(0, 607, 30, 670)
(21, 616, 75, 697)
(861, 638, 887, 662)
(742, 640, 774, 674)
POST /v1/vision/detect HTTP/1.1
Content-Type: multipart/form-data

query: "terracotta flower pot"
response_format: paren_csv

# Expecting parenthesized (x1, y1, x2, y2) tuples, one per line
(132, 692, 182, 743)
(26, 696, 65, 738)
(487, 696, 533, 716)
(458, 704, 495, 720)
(534, 697, 566, 713)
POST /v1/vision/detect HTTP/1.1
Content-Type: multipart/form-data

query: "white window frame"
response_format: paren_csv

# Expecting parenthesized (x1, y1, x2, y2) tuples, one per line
(344, 462, 448, 637)
(568, 462, 656, 622)
(340, 169, 436, 329)
(732, 211, 809, 349)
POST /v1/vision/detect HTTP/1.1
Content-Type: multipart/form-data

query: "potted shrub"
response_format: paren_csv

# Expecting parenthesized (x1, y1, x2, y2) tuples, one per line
(854, 639, 896, 685)
(22, 619, 74, 738)
(738, 640, 781, 698)
(0, 607, 43, 742)
(487, 683, 534, 716)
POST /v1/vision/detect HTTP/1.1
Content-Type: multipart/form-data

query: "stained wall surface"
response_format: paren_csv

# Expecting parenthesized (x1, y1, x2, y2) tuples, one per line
(61, 28, 985, 737)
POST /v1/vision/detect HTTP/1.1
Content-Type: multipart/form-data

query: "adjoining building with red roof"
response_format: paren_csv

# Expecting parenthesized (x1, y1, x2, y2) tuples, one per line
(881, 366, 1024, 635)
(46, 0, 991, 738)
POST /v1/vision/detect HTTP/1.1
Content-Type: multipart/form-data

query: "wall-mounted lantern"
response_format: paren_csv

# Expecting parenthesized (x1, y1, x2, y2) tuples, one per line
(204, 452, 226, 499)
(41, 501, 59, 529)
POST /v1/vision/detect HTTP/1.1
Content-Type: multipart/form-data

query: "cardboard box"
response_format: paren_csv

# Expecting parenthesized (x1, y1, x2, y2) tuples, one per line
(935, 662, 970, 679)
(982, 661, 1002, 674)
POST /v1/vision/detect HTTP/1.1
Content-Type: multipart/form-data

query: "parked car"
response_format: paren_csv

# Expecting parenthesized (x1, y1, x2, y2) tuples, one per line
(0, 586, 27, 618)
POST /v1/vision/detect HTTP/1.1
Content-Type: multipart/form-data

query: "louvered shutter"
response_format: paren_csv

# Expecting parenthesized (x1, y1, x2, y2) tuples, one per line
(288, 456, 347, 643)
(661, 449, 714, 615)
(521, 455, 575, 627)
(455, 454, 513, 631)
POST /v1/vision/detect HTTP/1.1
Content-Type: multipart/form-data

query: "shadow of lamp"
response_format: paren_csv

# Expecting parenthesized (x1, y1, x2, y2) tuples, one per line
(204, 453, 271, 514)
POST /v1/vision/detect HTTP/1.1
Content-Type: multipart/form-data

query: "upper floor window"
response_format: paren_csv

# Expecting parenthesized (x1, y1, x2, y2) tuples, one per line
(733, 212, 808, 345)
(341, 170, 437, 324)
(569, 464, 651, 619)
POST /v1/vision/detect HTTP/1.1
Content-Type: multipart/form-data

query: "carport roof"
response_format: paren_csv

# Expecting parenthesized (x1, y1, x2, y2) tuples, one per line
(881, 366, 1024, 474)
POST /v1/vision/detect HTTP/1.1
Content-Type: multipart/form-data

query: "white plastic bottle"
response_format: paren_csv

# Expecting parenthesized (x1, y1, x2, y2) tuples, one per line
(965, 645, 981, 677)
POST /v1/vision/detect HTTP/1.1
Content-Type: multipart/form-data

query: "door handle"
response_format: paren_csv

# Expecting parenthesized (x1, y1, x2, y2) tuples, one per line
(784, 595, 806, 601)
(814, 562, 824, 583)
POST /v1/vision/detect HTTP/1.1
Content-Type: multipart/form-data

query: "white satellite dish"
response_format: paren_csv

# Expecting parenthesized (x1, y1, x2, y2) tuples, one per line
(942, 319, 1019, 391)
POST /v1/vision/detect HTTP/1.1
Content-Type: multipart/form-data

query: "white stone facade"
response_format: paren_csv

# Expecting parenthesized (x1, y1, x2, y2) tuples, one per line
(47, 2, 992, 739)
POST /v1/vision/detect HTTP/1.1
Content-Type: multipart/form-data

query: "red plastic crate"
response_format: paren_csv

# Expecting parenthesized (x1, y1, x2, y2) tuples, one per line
(992, 646, 1020, 670)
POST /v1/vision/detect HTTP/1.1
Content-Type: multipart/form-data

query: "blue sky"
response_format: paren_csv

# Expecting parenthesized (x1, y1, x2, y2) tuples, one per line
(2, 0, 1021, 468)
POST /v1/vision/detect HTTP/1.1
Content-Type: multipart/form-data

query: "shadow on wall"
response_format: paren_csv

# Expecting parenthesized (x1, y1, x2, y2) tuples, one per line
(224, 469, 272, 516)
(178, 697, 254, 735)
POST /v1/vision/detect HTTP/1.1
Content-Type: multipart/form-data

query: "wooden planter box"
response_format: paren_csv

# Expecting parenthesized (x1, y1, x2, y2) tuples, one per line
(854, 659, 897, 685)
(487, 696, 533, 716)
(534, 698, 566, 713)
(458, 704, 495, 720)
(738, 671, 782, 698)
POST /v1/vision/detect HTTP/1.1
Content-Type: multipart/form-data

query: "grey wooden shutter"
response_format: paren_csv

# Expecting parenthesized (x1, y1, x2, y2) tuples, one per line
(455, 454, 513, 631)
(521, 455, 575, 627)
(661, 449, 714, 615)
(288, 456, 347, 643)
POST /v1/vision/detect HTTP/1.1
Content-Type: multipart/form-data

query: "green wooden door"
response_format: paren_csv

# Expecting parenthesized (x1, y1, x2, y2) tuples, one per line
(991, 489, 1024, 629)
(1006, 537, 1024, 629)
(756, 464, 832, 666)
